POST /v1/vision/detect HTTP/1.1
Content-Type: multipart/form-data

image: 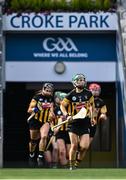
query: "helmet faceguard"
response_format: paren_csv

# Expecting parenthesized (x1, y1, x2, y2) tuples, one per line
(72, 74, 86, 89)
(89, 83, 101, 97)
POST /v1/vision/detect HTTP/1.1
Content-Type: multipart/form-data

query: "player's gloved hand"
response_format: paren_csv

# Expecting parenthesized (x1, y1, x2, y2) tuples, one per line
(62, 115, 67, 121)
(99, 113, 107, 121)
(48, 128, 54, 138)
(91, 118, 96, 126)
(32, 107, 39, 113)
(67, 115, 73, 123)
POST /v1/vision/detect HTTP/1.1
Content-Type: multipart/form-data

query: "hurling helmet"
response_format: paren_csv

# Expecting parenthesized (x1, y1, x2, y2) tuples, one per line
(43, 83, 54, 92)
(72, 73, 86, 88)
(89, 83, 101, 95)
(54, 91, 67, 101)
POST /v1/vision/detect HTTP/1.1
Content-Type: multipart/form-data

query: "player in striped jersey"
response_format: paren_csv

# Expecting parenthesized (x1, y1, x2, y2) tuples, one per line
(88, 83, 107, 143)
(60, 74, 95, 170)
(74, 83, 108, 168)
(27, 83, 55, 167)
(54, 91, 71, 167)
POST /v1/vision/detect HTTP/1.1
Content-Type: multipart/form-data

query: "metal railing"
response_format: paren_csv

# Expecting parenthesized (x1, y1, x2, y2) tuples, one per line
(118, 6, 126, 66)
(117, 5, 126, 166)
(118, 0, 126, 8)
(0, 0, 5, 168)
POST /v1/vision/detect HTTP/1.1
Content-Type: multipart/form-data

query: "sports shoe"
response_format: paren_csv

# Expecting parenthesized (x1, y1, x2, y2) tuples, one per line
(69, 165, 76, 170)
(37, 155, 45, 168)
(28, 152, 36, 168)
(69, 160, 76, 170)
(74, 160, 79, 168)
(52, 162, 58, 169)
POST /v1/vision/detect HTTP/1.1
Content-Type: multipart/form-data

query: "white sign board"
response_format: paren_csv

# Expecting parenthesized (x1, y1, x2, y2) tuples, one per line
(6, 61, 116, 82)
(3, 12, 118, 31)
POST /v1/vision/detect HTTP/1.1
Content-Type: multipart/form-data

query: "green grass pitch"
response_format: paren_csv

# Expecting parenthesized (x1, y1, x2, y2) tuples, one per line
(0, 168, 126, 179)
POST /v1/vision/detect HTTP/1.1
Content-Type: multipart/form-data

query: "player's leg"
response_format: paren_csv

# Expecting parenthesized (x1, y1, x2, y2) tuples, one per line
(44, 149, 52, 168)
(64, 132, 71, 167)
(57, 138, 68, 166)
(75, 134, 90, 167)
(28, 119, 40, 167)
(66, 143, 71, 162)
(89, 124, 97, 144)
(37, 122, 50, 167)
(75, 124, 97, 167)
(69, 132, 78, 170)
(51, 137, 59, 168)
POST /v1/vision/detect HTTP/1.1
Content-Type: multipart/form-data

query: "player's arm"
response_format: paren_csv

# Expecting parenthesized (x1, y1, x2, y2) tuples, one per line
(27, 99, 37, 114)
(60, 98, 69, 117)
(48, 103, 56, 126)
(89, 95, 95, 116)
(60, 98, 73, 123)
(88, 95, 96, 125)
(53, 117, 62, 135)
(49, 102, 55, 115)
(99, 105, 107, 121)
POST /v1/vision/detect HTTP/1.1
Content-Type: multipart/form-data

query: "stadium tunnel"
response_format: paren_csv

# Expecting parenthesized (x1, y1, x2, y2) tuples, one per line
(3, 81, 116, 168)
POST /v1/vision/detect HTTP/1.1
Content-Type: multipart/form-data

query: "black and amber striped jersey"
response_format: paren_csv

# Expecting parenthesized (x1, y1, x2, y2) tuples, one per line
(33, 94, 54, 124)
(93, 97, 107, 123)
(62, 88, 94, 117)
(54, 105, 68, 131)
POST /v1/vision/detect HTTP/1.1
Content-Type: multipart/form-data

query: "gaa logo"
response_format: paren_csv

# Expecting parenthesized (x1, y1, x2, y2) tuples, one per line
(43, 37, 78, 52)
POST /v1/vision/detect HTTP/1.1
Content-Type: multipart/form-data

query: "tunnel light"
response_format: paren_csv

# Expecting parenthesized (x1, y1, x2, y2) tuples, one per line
(54, 61, 66, 74)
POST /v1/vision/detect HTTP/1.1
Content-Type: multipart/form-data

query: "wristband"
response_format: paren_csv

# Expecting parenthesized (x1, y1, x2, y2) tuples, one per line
(32, 107, 38, 113)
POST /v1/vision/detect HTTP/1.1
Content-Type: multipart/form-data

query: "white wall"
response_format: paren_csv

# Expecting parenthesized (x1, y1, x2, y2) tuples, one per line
(6, 61, 116, 82)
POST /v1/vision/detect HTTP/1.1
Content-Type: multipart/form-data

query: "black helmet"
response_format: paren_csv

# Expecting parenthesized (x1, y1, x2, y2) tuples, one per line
(43, 83, 54, 92)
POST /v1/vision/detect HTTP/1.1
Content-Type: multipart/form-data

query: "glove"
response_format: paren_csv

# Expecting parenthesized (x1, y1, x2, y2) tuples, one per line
(48, 128, 54, 138)
(99, 113, 107, 121)
(32, 107, 39, 113)
(62, 115, 67, 121)
(67, 115, 73, 123)
(91, 118, 96, 126)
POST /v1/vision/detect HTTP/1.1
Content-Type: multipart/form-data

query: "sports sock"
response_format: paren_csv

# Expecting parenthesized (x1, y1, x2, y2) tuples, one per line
(74, 159, 81, 167)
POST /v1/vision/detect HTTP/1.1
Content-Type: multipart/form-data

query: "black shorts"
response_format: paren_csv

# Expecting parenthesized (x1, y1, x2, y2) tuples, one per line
(90, 124, 97, 137)
(67, 117, 90, 136)
(28, 118, 42, 130)
(56, 131, 70, 144)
